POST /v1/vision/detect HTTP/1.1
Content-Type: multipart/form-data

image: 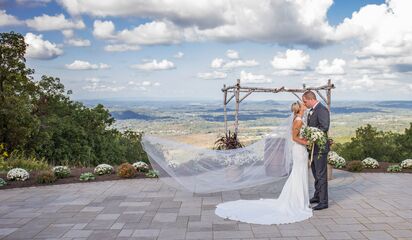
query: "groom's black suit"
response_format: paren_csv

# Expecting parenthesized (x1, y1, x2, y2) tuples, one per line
(307, 102, 330, 206)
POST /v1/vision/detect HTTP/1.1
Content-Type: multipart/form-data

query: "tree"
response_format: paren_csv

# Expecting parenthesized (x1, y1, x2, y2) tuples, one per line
(0, 32, 38, 150)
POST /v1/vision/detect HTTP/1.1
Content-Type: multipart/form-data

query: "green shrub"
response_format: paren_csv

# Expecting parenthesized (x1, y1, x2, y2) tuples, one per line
(145, 169, 159, 178)
(117, 163, 136, 178)
(335, 123, 412, 163)
(5, 151, 50, 171)
(36, 170, 57, 184)
(79, 172, 95, 181)
(346, 161, 364, 172)
(387, 165, 402, 172)
(0, 178, 6, 187)
(52, 166, 71, 178)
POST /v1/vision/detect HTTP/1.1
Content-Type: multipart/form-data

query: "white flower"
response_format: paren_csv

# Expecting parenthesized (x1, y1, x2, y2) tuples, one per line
(133, 161, 149, 171)
(362, 157, 379, 169)
(400, 159, 412, 169)
(94, 164, 114, 175)
(327, 151, 346, 168)
(7, 168, 30, 181)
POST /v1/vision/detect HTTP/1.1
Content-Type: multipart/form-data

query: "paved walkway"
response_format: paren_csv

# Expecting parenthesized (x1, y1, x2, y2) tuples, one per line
(0, 170, 411, 240)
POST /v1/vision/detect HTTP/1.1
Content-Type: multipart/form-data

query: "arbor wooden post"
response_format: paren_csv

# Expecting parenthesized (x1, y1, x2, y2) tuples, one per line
(326, 79, 332, 111)
(223, 84, 228, 134)
(234, 79, 240, 135)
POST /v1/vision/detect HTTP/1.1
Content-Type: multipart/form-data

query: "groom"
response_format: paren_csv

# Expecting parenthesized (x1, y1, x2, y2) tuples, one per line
(302, 90, 330, 210)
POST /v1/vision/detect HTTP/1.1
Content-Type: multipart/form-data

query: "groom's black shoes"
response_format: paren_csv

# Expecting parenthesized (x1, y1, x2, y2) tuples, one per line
(313, 204, 328, 210)
(310, 197, 319, 204)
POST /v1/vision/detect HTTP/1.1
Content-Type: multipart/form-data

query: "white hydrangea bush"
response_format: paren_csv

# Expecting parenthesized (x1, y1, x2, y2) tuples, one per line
(94, 164, 114, 175)
(7, 168, 30, 181)
(362, 157, 379, 169)
(400, 159, 412, 169)
(52, 166, 71, 178)
(133, 161, 149, 172)
(327, 151, 346, 168)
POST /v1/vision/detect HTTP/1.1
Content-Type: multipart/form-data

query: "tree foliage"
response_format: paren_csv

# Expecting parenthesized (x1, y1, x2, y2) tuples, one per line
(334, 123, 412, 162)
(0, 32, 148, 166)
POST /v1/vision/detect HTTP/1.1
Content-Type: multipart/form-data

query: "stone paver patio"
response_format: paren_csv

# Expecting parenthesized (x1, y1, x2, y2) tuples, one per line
(1, 170, 412, 240)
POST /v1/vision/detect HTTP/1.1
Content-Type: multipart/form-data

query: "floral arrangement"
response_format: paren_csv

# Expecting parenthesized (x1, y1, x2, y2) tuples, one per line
(327, 151, 346, 168)
(132, 161, 149, 172)
(94, 164, 114, 175)
(7, 168, 30, 181)
(387, 164, 402, 172)
(146, 169, 159, 178)
(362, 157, 379, 169)
(300, 126, 328, 163)
(400, 159, 412, 169)
(0, 178, 6, 186)
(52, 166, 71, 178)
(79, 172, 95, 181)
(118, 163, 137, 178)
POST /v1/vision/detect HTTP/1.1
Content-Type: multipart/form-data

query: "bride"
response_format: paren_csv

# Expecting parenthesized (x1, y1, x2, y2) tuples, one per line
(215, 101, 313, 225)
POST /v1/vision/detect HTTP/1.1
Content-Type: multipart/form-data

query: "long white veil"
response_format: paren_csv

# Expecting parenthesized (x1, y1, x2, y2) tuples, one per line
(141, 114, 295, 194)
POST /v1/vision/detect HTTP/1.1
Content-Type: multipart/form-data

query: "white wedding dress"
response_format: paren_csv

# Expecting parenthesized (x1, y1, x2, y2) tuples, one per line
(215, 117, 313, 225)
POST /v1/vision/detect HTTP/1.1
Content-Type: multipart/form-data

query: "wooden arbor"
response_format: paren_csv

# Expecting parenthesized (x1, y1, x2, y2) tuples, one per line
(221, 79, 335, 135)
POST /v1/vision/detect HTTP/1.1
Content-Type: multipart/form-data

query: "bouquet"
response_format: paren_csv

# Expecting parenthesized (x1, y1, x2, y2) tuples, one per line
(300, 126, 328, 165)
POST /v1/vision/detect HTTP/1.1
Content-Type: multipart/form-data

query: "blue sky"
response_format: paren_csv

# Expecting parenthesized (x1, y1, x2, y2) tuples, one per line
(1, 0, 411, 101)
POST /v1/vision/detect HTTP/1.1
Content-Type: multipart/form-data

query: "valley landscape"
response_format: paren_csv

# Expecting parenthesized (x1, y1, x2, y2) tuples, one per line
(85, 100, 412, 148)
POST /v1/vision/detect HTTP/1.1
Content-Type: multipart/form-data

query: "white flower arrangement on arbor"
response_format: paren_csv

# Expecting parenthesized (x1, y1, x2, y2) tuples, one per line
(133, 161, 149, 172)
(400, 159, 412, 169)
(7, 168, 29, 181)
(362, 157, 379, 169)
(327, 151, 346, 168)
(94, 164, 114, 175)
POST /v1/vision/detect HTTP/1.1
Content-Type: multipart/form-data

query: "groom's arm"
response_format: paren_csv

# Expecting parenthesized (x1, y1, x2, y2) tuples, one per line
(317, 106, 330, 132)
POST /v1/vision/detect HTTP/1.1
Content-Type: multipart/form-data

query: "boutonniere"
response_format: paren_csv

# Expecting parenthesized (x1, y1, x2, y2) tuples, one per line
(309, 110, 314, 116)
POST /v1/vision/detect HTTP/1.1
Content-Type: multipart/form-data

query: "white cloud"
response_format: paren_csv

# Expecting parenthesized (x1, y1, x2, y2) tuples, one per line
(271, 49, 310, 74)
(93, 19, 182, 46)
(93, 20, 116, 39)
(226, 49, 239, 59)
(104, 44, 141, 52)
(0, 10, 23, 26)
(240, 70, 271, 84)
(66, 38, 91, 47)
(131, 59, 175, 71)
(26, 14, 85, 31)
(83, 77, 124, 92)
(211, 58, 224, 68)
(197, 71, 227, 80)
(142, 81, 152, 86)
(117, 20, 182, 45)
(65, 60, 110, 70)
(316, 58, 346, 75)
(24, 33, 63, 60)
(62, 29, 74, 38)
(223, 59, 259, 69)
(59, 0, 335, 47)
(174, 52, 184, 58)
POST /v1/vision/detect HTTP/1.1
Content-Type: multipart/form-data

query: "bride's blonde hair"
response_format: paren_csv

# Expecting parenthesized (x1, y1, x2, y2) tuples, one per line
(291, 101, 301, 115)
